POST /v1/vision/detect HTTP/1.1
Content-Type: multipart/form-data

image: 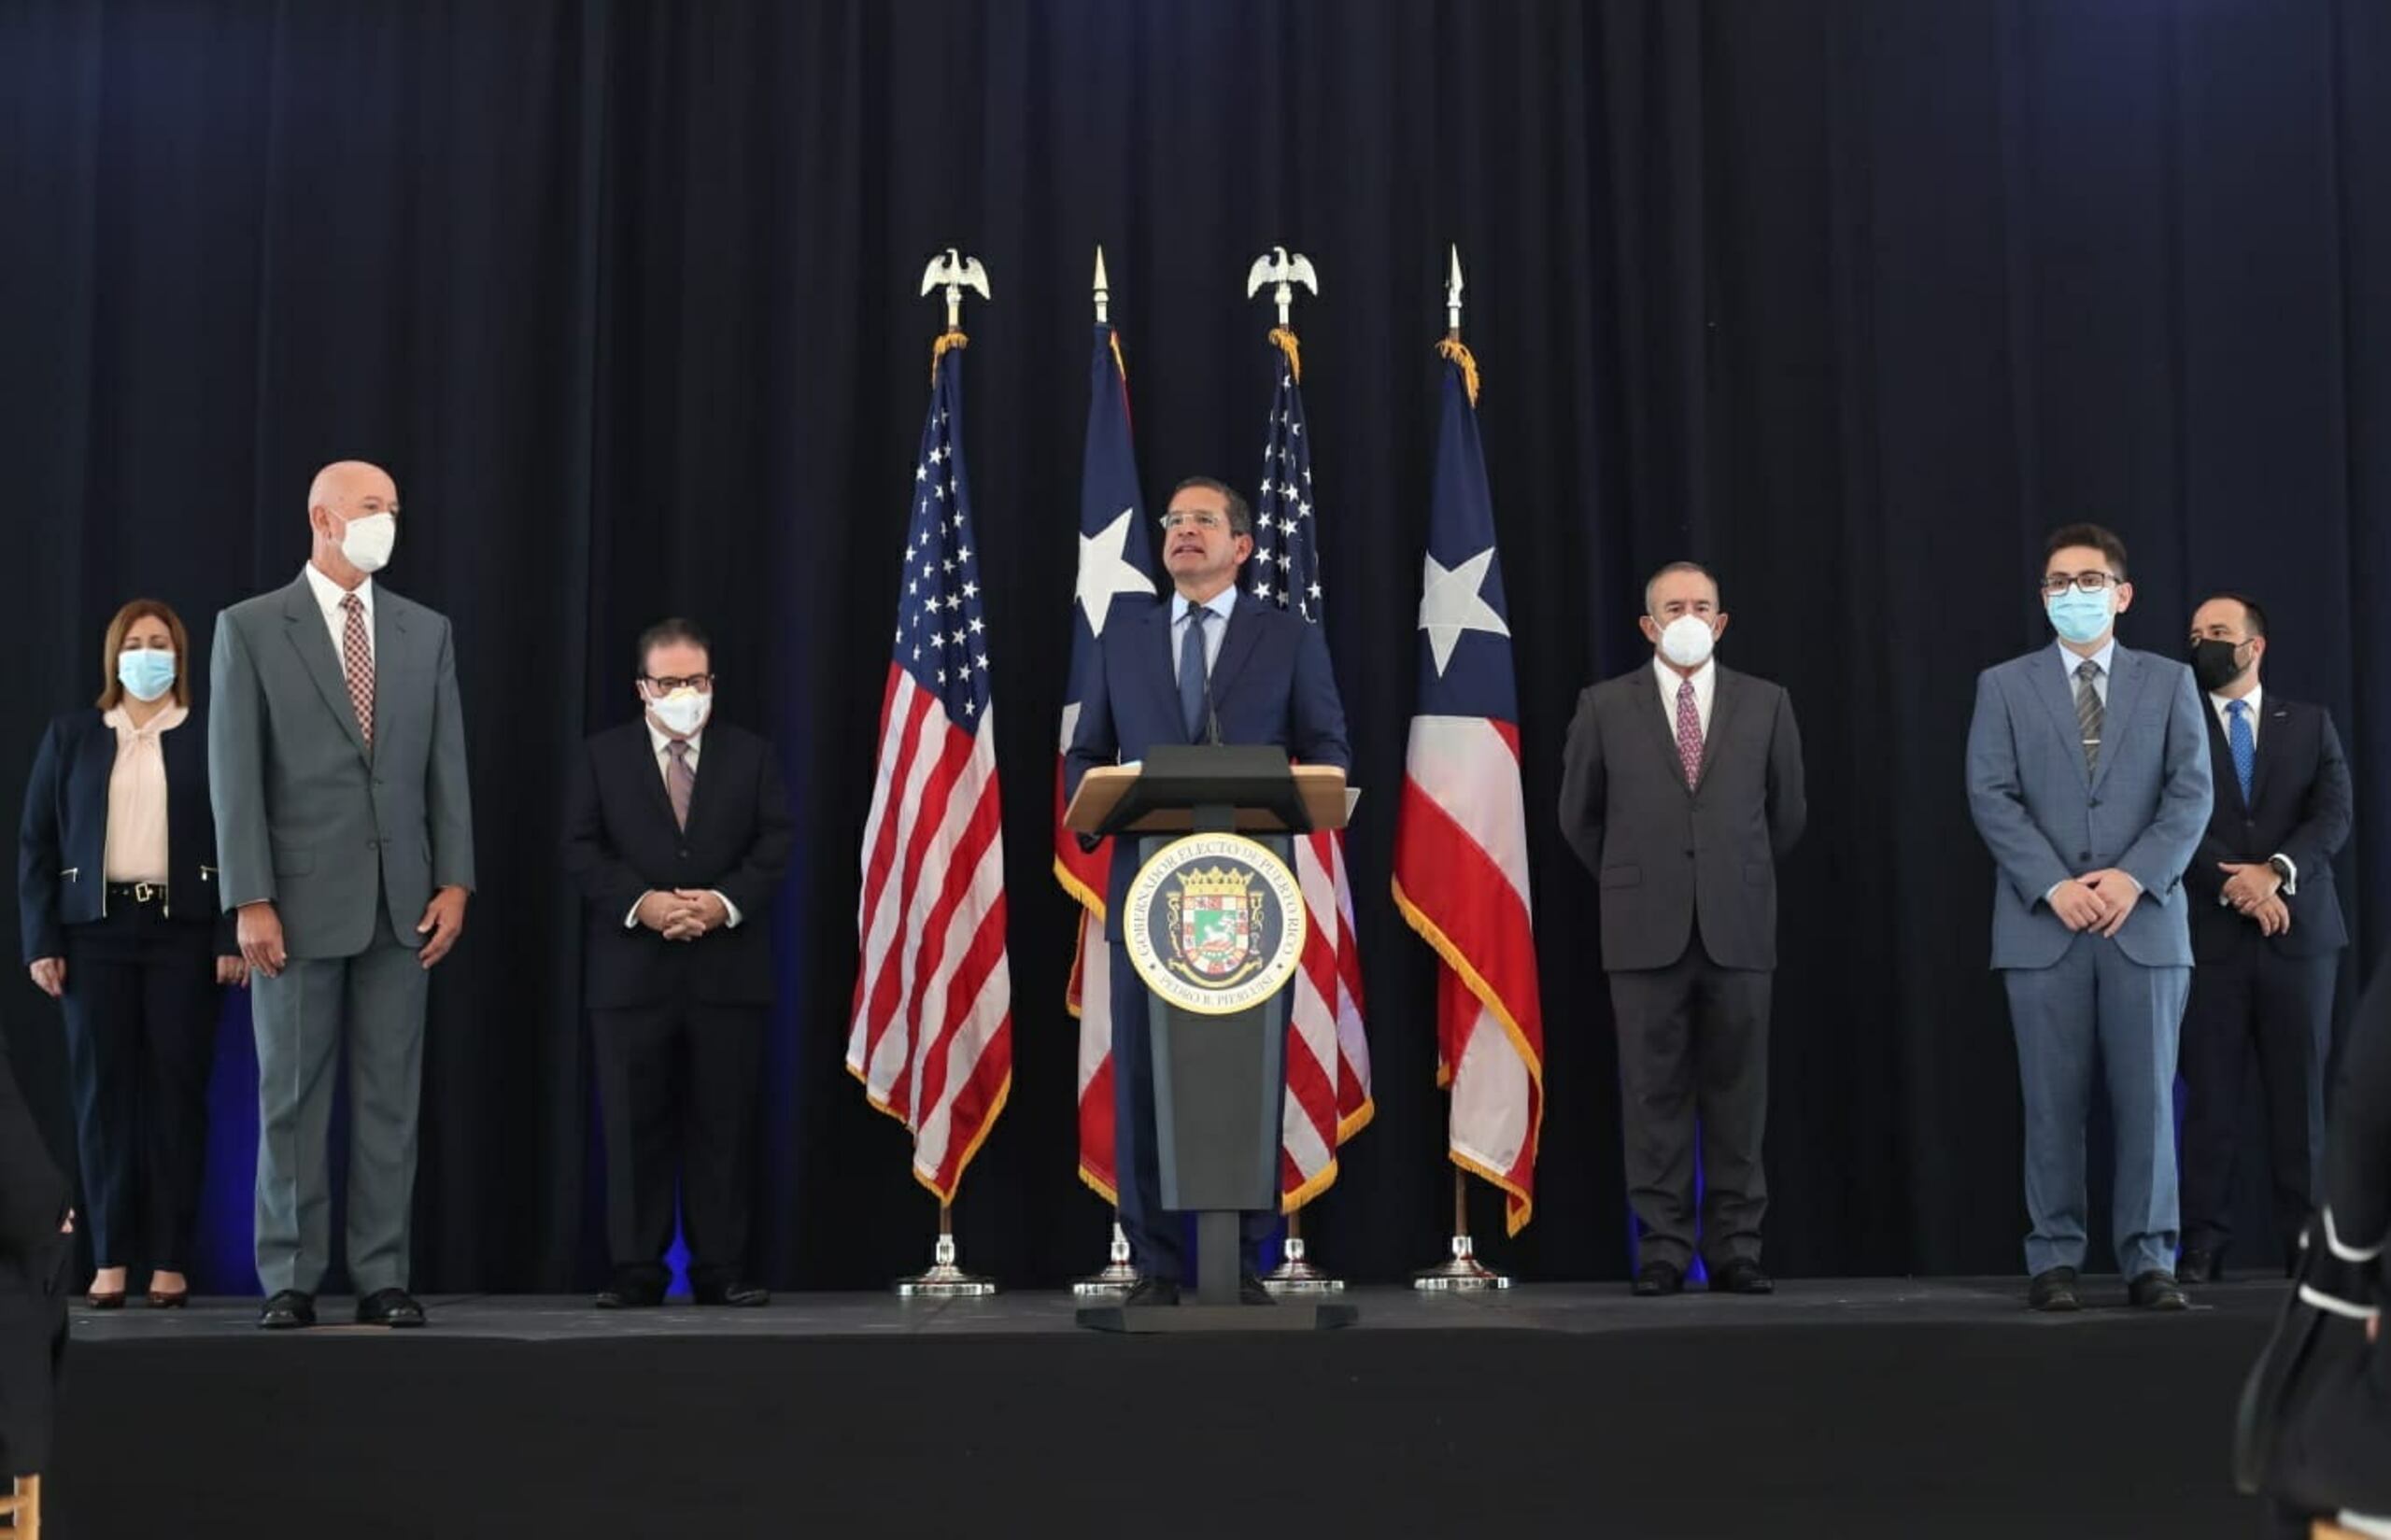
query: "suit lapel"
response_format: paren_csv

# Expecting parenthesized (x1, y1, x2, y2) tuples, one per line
(2249, 699, 2290, 812)
(625, 722, 679, 833)
(280, 577, 371, 761)
(1144, 605, 1181, 735)
(1694, 669, 1740, 790)
(1205, 593, 1265, 712)
(370, 590, 408, 754)
(2202, 705, 2246, 816)
(1634, 663, 1692, 792)
(2031, 648, 2093, 791)
(2088, 648, 2147, 796)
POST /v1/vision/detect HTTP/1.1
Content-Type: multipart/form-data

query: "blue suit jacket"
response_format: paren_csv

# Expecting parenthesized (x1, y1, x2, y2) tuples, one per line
(1964, 643, 2213, 969)
(1063, 589, 1351, 940)
(18, 708, 234, 961)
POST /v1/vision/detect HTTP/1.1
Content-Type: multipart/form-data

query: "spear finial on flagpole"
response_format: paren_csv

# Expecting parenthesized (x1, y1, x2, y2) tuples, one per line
(1445, 244, 1465, 338)
(1093, 245, 1111, 326)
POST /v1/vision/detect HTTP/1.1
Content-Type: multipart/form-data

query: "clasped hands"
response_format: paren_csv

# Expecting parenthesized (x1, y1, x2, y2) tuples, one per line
(637, 889, 729, 942)
(2046, 869, 2144, 937)
(2217, 861, 2292, 939)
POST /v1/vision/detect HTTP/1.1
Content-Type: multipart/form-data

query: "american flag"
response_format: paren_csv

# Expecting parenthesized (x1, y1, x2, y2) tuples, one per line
(847, 338, 1013, 1202)
(1392, 345, 1545, 1233)
(1056, 323, 1158, 1202)
(1249, 329, 1374, 1209)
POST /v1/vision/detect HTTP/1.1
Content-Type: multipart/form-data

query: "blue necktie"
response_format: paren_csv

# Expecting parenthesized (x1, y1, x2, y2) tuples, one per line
(2227, 699, 2255, 804)
(1179, 607, 1216, 742)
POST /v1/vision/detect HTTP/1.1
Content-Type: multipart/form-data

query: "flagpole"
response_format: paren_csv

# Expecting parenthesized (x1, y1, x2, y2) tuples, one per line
(1070, 245, 1140, 1302)
(1411, 248, 1511, 1294)
(887, 248, 999, 1301)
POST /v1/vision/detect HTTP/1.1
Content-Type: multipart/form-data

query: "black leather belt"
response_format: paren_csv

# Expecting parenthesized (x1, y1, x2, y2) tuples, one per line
(107, 882, 166, 906)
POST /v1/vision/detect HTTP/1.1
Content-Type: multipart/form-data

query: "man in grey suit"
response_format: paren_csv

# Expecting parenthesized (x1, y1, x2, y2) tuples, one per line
(1965, 523, 2210, 1312)
(1560, 561, 1806, 1296)
(210, 459, 474, 1330)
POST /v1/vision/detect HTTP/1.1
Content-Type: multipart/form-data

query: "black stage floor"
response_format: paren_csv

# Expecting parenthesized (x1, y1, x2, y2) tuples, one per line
(50, 1278, 2285, 1539)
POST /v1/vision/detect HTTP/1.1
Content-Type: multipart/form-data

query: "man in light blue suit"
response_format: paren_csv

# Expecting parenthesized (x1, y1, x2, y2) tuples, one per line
(1966, 523, 2212, 1312)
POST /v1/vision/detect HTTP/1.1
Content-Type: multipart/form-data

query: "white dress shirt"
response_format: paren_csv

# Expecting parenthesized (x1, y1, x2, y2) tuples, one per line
(302, 560, 375, 667)
(624, 717, 742, 929)
(100, 702, 188, 883)
(1169, 587, 1238, 684)
(1650, 655, 1717, 738)
(2207, 681, 2297, 893)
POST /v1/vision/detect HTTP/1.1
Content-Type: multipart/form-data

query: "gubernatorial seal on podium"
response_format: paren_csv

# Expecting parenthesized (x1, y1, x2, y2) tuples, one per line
(1124, 833, 1309, 1016)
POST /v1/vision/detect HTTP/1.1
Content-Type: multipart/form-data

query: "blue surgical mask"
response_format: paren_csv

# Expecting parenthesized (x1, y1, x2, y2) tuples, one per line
(117, 648, 177, 703)
(2045, 588, 2114, 646)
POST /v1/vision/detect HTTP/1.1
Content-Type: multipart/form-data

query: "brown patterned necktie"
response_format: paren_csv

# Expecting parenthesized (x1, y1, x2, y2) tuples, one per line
(340, 593, 375, 749)
(666, 740, 694, 829)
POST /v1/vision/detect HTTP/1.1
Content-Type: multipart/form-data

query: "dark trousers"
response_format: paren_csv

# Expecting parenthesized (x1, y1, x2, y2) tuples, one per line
(58, 902, 219, 1271)
(1109, 944, 1279, 1282)
(1606, 930, 1773, 1271)
(590, 1000, 764, 1289)
(2179, 944, 2338, 1264)
(0, 1247, 68, 1477)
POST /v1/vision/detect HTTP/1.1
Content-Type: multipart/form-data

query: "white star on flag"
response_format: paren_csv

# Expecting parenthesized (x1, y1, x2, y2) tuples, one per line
(1074, 507, 1154, 638)
(1416, 546, 1512, 675)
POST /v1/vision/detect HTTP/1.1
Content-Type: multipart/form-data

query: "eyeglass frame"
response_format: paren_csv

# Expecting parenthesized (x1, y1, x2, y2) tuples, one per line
(1157, 510, 1232, 533)
(639, 673, 715, 693)
(2038, 570, 2125, 598)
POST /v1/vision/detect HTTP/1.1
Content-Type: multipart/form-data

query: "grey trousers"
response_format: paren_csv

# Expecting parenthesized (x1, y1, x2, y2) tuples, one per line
(2002, 932, 2189, 1279)
(250, 904, 427, 1296)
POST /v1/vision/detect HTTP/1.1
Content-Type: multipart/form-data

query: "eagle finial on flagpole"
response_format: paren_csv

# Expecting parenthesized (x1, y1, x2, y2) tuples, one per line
(1093, 245, 1110, 326)
(1245, 244, 1320, 330)
(920, 247, 992, 333)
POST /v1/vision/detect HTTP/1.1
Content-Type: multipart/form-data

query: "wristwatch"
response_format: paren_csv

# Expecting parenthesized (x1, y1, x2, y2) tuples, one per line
(2267, 855, 2294, 885)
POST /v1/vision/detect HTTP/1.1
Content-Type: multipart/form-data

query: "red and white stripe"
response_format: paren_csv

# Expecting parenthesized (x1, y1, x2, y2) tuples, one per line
(847, 667, 1013, 1201)
(1394, 714, 1544, 1232)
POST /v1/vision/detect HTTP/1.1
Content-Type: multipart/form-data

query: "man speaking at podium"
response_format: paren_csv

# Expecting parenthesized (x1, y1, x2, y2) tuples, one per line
(1064, 475, 1350, 1307)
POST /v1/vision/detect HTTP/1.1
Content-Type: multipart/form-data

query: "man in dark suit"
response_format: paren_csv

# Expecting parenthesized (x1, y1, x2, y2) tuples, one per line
(1558, 561, 1806, 1296)
(0, 1037, 70, 1483)
(562, 617, 792, 1308)
(2177, 592, 2352, 1281)
(1063, 475, 1351, 1307)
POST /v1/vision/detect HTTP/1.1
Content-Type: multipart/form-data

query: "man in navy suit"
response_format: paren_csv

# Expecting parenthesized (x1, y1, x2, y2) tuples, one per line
(2176, 593, 2352, 1281)
(561, 618, 792, 1308)
(1966, 524, 2212, 1312)
(1063, 475, 1350, 1307)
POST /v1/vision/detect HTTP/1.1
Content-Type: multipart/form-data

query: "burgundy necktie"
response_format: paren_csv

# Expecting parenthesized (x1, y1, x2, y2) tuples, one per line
(340, 593, 375, 749)
(1675, 678, 1703, 787)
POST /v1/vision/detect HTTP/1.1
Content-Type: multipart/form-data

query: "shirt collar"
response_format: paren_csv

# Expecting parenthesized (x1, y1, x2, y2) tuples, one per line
(1170, 587, 1239, 628)
(102, 702, 189, 736)
(645, 717, 702, 757)
(2058, 637, 2116, 678)
(1651, 655, 1715, 691)
(2214, 681, 2264, 716)
(303, 559, 374, 617)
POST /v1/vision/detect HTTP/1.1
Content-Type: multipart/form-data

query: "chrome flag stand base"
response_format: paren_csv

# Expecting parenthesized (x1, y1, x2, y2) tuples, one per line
(1260, 1216, 1345, 1296)
(1413, 1232, 1511, 1292)
(1072, 1221, 1139, 1298)
(895, 1207, 997, 1299)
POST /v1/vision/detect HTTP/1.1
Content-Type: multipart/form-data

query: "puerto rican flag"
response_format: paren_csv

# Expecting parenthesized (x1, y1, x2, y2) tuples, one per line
(1391, 344, 1545, 1233)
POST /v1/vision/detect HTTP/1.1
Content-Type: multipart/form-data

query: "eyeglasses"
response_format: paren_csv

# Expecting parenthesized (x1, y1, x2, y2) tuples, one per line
(1158, 511, 1228, 533)
(643, 674, 714, 693)
(2040, 571, 2121, 597)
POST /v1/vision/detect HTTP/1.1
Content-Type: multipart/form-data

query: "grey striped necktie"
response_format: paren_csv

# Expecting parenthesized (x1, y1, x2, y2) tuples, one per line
(2074, 658, 2103, 775)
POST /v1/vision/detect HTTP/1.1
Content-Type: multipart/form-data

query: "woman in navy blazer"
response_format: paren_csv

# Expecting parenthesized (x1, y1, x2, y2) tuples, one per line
(17, 600, 243, 1308)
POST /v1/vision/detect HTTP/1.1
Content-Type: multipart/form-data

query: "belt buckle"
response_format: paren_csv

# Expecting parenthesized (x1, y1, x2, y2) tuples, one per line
(133, 882, 157, 904)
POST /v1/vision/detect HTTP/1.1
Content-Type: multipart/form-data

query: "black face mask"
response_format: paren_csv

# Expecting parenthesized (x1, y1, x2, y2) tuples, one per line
(2189, 638, 2250, 695)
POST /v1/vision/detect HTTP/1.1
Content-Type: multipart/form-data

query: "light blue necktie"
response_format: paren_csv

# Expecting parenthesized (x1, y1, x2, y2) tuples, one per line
(1179, 607, 1215, 742)
(2227, 699, 2255, 804)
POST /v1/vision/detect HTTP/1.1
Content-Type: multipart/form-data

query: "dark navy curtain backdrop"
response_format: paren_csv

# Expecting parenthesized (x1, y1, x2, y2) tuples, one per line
(5, 0, 2389, 1293)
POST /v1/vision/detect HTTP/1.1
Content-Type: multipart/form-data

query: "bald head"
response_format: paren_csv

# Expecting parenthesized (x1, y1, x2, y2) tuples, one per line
(306, 459, 401, 586)
(308, 459, 397, 515)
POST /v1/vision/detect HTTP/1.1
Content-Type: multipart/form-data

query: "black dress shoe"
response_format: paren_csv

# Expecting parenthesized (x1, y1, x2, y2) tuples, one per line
(692, 1279, 770, 1307)
(356, 1288, 427, 1328)
(2027, 1267, 2082, 1312)
(1631, 1262, 1685, 1297)
(594, 1279, 665, 1309)
(2175, 1247, 2221, 1283)
(1711, 1259, 1775, 1295)
(2127, 1270, 2188, 1311)
(258, 1290, 317, 1330)
(1123, 1276, 1180, 1307)
(1238, 1271, 1277, 1306)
